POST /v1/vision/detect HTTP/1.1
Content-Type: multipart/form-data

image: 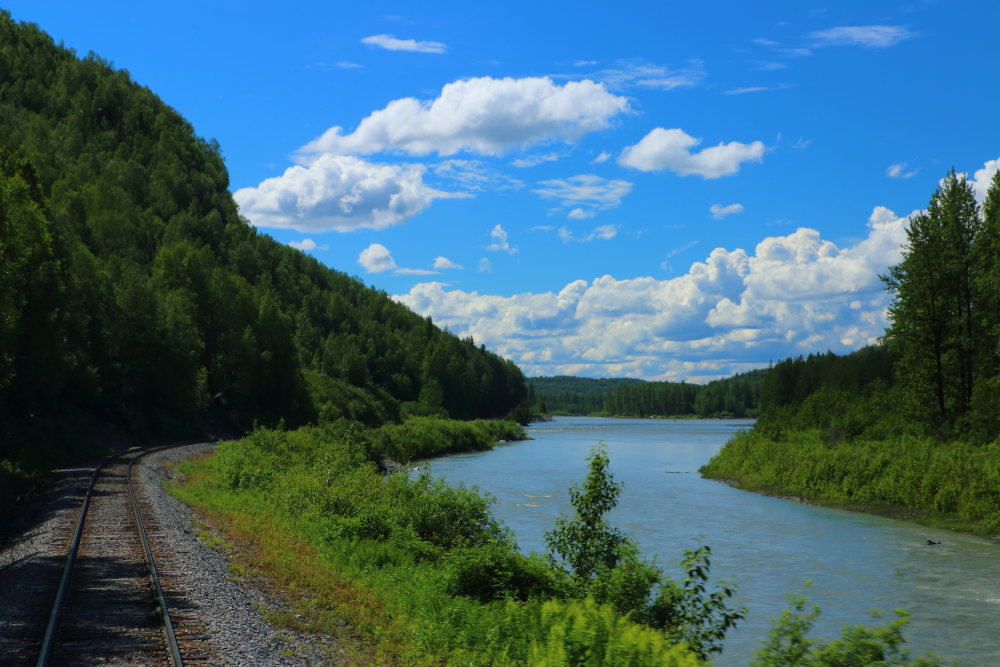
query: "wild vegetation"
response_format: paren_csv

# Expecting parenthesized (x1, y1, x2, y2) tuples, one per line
(170, 431, 744, 665)
(0, 12, 528, 516)
(172, 427, 944, 666)
(703, 170, 1000, 539)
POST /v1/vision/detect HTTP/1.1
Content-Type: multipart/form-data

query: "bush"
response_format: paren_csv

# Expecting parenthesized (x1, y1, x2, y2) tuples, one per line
(750, 596, 944, 667)
(502, 597, 700, 667)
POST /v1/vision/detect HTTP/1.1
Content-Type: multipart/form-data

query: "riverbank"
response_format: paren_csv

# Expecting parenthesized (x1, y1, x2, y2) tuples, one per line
(700, 427, 1000, 542)
(707, 476, 1000, 542)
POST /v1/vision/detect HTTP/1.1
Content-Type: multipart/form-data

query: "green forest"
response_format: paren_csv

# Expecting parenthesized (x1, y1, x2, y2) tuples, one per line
(703, 170, 1000, 539)
(530, 370, 766, 418)
(0, 12, 528, 510)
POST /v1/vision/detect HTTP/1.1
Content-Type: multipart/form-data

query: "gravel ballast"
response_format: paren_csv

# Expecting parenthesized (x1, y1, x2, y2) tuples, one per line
(0, 444, 349, 667)
(140, 444, 348, 666)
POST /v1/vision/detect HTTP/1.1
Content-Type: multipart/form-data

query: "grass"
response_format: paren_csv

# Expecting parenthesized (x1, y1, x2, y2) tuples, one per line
(701, 426, 1000, 541)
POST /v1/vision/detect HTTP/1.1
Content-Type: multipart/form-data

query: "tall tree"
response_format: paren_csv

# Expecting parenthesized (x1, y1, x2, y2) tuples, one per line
(971, 168, 1000, 435)
(882, 170, 981, 432)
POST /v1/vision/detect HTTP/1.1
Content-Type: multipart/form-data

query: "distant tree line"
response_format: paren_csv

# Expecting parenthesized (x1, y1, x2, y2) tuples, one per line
(0, 12, 527, 473)
(527, 370, 766, 418)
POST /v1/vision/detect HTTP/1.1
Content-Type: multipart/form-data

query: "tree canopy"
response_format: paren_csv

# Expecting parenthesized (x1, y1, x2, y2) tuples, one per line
(0, 12, 526, 470)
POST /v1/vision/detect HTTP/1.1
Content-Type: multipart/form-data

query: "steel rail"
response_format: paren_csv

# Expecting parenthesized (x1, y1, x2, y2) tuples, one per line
(127, 446, 184, 667)
(34, 439, 216, 667)
(33, 453, 117, 667)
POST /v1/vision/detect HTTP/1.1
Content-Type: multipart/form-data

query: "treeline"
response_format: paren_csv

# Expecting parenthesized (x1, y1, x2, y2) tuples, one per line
(604, 369, 766, 418)
(703, 170, 1000, 537)
(527, 376, 644, 416)
(0, 12, 526, 477)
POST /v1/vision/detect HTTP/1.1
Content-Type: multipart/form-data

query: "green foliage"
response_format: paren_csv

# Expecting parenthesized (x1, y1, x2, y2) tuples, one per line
(701, 426, 1000, 536)
(0, 11, 527, 479)
(750, 596, 945, 667)
(179, 424, 701, 666)
(546, 444, 744, 659)
(505, 597, 700, 667)
(604, 369, 766, 419)
(883, 169, 1000, 439)
(759, 347, 897, 413)
(546, 445, 628, 586)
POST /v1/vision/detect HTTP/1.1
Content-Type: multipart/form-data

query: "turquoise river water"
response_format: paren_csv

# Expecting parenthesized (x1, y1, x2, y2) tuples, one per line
(414, 416, 1000, 666)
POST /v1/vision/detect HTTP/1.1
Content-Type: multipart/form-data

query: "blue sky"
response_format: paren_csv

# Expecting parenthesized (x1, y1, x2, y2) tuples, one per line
(7, 0, 1000, 380)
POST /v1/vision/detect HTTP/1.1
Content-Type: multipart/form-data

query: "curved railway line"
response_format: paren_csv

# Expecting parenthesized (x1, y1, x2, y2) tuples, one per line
(10, 443, 221, 667)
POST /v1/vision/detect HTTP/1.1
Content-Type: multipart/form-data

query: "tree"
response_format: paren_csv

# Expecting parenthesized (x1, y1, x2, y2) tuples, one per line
(545, 444, 744, 660)
(882, 170, 983, 433)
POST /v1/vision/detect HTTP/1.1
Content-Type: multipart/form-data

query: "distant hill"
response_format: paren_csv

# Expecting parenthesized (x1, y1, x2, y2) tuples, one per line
(0, 11, 527, 475)
(529, 370, 768, 417)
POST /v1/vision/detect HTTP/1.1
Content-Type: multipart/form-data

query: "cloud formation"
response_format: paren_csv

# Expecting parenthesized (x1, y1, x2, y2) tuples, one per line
(594, 60, 706, 91)
(971, 157, 1000, 203)
(558, 224, 619, 243)
(433, 256, 463, 270)
(431, 160, 524, 191)
(297, 77, 629, 159)
(288, 238, 329, 251)
(357, 243, 438, 275)
(810, 26, 915, 48)
(234, 155, 463, 233)
(361, 34, 446, 53)
(619, 128, 765, 178)
(710, 203, 744, 220)
(395, 207, 913, 380)
(533, 174, 633, 217)
(511, 153, 560, 168)
(887, 163, 918, 179)
(485, 224, 517, 254)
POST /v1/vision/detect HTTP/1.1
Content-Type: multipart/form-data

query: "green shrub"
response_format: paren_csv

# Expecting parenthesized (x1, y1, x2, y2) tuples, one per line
(502, 597, 700, 667)
(750, 596, 944, 667)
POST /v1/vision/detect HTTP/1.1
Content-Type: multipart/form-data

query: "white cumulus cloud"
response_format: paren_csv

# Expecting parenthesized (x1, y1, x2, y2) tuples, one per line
(394, 207, 913, 380)
(592, 151, 612, 164)
(710, 203, 744, 219)
(361, 34, 446, 53)
(358, 243, 438, 275)
(478, 258, 492, 273)
(296, 76, 630, 159)
(486, 224, 517, 254)
(971, 157, 1000, 203)
(533, 174, 633, 217)
(619, 128, 765, 178)
(434, 256, 463, 270)
(288, 238, 329, 251)
(810, 26, 915, 48)
(234, 155, 463, 233)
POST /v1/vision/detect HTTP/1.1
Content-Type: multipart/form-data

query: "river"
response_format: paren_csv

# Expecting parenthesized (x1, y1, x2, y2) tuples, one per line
(415, 416, 1000, 666)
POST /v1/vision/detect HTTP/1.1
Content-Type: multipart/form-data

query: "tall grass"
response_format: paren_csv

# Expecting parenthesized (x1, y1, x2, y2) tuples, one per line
(701, 395, 1000, 537)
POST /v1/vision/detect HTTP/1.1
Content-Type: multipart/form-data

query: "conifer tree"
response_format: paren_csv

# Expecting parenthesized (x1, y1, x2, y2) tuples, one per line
(882, 170, 982, 432)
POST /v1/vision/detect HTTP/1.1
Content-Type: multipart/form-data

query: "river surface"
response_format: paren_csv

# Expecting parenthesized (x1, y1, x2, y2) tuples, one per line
(415, 417, 999, 666)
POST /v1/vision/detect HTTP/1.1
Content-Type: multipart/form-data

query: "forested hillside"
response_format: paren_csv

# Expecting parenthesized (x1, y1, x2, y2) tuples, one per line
(529, 371, 765, 418)
(602, 369, 765, 418)
(0, 12, 526, 478)
(527, 375, 645, 415)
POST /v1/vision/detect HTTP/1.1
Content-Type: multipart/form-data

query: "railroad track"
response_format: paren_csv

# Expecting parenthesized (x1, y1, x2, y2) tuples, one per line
(19, 443, 222, 667)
